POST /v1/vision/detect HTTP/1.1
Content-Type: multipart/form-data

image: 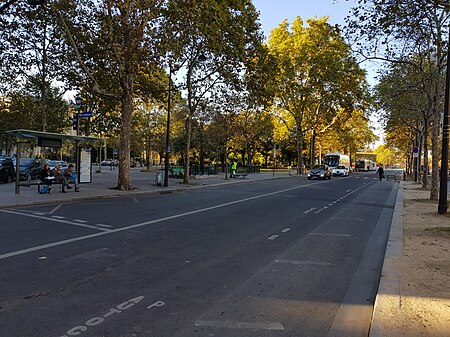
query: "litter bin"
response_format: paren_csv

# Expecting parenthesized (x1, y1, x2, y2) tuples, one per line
(155, 171, 164, 186)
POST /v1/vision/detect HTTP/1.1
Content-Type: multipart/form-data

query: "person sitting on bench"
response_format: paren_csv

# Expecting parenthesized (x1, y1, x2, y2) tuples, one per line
(40, 163, 54, 193)
(64, 164, 79, 192)
(52, 164, 70, 193)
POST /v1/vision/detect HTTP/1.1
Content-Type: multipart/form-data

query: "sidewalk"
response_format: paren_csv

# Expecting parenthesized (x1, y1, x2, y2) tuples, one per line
(369, 180, 450, 337)
(0, 168, 291, 208)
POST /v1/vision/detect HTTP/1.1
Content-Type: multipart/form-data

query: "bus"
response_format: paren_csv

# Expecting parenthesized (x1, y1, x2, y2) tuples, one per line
(355, 159, 376, 171)
(323, 152, 351, 170)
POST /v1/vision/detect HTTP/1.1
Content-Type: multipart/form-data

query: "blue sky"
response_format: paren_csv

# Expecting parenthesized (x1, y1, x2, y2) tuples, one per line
(252, 0, 355, 40)
(251, 0, 379, 84)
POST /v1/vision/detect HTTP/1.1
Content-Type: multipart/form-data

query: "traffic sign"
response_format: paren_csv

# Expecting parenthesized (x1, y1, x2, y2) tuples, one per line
(113, 149, 118, 155)
(79, 112, 93, 118)
(412, 146, 419, 153)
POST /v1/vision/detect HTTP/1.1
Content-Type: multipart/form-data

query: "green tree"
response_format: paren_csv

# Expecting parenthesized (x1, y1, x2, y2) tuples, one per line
(267, 16, 368, 173)
(1, 1, 74, 131)
(346, 0, 448, 200)
(375, 59, 433, 189)
(163, 0, 263, 183)
(0, 84, 69, 134)
(56, 0, 165, 190)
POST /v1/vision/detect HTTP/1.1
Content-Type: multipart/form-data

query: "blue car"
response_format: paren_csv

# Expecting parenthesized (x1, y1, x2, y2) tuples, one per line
(18, 158, 42, 182)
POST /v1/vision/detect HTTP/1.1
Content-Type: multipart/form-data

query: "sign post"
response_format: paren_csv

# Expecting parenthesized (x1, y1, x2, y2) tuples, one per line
(413, 146, 419, 182)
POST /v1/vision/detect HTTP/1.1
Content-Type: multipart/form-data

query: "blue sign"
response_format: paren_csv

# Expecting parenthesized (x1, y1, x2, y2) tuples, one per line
(412, 146, 419, 153)
(79, 112, 93, 118)
(113, 149, 118, 155)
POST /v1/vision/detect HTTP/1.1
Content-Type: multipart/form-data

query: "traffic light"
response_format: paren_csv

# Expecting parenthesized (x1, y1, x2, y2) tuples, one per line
(72, 115, 78, 130)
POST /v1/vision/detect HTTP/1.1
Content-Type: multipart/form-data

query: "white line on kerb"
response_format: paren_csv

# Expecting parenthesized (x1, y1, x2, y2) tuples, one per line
(275, 259, 332, 266)
(309, 233, 351, 237)
(194, 320, 284, 331)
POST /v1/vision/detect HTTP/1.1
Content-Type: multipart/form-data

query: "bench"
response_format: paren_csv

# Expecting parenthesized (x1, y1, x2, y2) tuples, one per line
(386, 174, 399, 182)
(234, 173, 248, 179)
(36, 179, 76, 193)
(169, 166, 184, 178)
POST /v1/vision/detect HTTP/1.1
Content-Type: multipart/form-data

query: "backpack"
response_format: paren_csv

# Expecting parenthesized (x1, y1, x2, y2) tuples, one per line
(39, 184, 49, 194)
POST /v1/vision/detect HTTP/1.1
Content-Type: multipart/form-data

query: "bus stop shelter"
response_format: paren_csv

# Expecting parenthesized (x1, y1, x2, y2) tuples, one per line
(6, 129, 103, 194)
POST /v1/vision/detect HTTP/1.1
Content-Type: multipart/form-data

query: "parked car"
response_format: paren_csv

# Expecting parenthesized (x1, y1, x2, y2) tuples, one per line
(46, 160, 68, 171)
(101, 159, 118, 166)
(307, 164, 332, 180)
(19, 158, 42, 182)
(332, 165, 350, 177)
(0, 156, 15, 183)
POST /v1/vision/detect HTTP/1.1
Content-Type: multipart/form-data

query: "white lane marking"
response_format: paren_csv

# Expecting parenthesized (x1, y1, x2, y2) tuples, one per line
(60, 296, 145, 337)
(147, 301, 165, 309)
(346, 189, 352, 192)
(95, 224, 113, 228)
(0, 209, 110, 233)
(0, 181, 336, 260)
(133, 197, 138, 203)
(275, 259, 332, 266)
(281, 228, 291, 233)
(309, 233, 351, 237)
(268, 235, 279, 240)
(303, 207, 316, 214)
(33, 212, 46, 216)
(73, 219, 88, 223)
(194, 320, 284, 331)
(51, 216, 65, 219)
(48, 204, 63, 215)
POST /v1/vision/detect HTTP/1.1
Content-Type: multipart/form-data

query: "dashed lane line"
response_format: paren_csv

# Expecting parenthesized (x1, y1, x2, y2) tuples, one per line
(0, 181, 371, 261)
(0, 182, 323, 260)
(0, 209, 111, 233)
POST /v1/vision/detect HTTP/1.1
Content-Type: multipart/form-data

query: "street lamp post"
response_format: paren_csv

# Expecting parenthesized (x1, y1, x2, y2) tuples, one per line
(164, 64, 175, 187)
(75, 95, 82, 136)
(438, 24, 450, 214)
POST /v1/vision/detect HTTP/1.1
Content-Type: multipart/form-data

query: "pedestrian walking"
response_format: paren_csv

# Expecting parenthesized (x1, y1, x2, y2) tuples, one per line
(376, 165, 384, 181)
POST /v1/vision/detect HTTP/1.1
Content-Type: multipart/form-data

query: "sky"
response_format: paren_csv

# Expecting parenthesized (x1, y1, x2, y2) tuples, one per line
(252, 0, 355, 38)
(251, 0, 380, 85)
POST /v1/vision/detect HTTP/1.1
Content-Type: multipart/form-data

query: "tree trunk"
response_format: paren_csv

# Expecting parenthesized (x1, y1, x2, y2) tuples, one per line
(297, 132, 304, 175)
(183, 114, 192, 184)
(117, 87, 132, 190)
(310, 130, 316, 167)
(421, 124, 428, 190)
(430, 112, 440, 200)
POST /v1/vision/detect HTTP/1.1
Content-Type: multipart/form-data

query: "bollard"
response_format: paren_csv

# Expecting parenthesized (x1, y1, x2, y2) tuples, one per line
(403, 171, 406, 181)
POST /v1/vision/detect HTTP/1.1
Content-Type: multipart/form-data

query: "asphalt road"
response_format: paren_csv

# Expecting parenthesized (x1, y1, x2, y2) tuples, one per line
(0, 172, 399, 337)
